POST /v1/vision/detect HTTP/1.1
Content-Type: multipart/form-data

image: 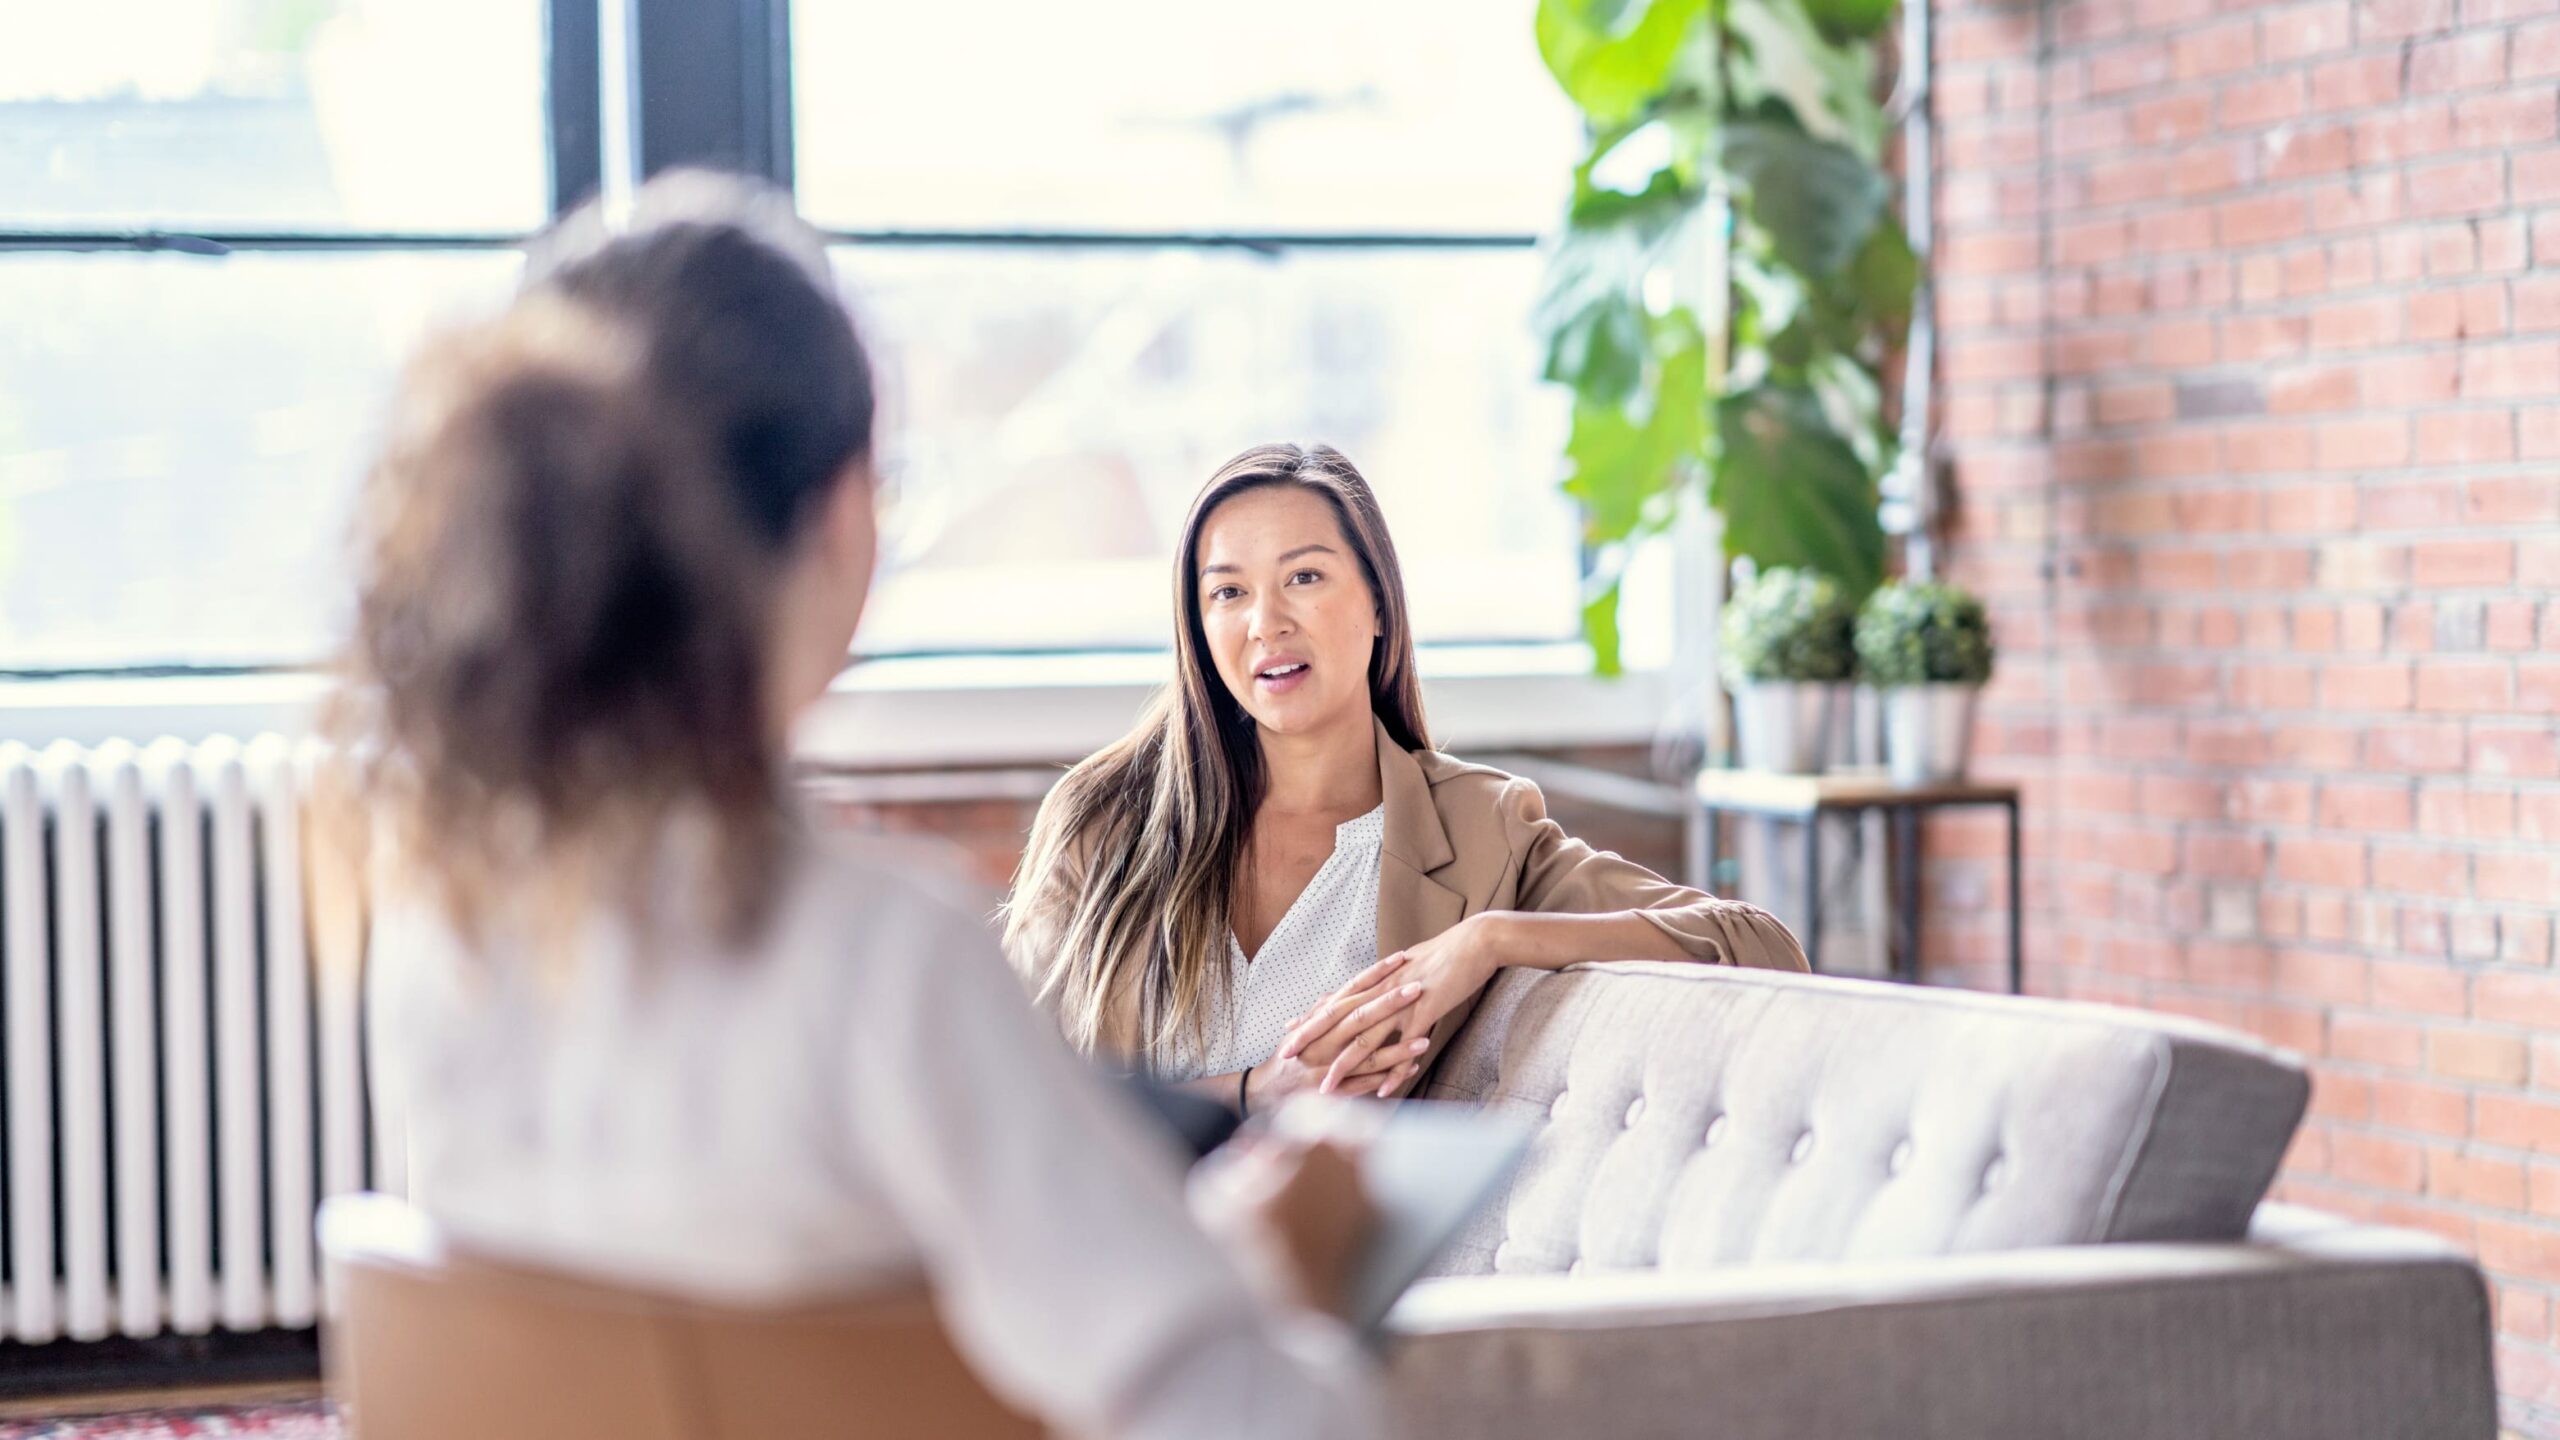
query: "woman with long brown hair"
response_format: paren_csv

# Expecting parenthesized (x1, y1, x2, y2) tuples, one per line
(335, 175, 1383, 1439)
(1006, 444, 1807, 1113)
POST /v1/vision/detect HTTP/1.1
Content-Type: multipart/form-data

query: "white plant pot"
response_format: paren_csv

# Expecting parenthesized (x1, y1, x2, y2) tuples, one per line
(1882, 683, 1980, 786)
(1732, 681, 1840, 774)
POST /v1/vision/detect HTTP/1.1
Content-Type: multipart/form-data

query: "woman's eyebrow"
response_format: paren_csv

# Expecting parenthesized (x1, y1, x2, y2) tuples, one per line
(1199, 543, 1340, 578)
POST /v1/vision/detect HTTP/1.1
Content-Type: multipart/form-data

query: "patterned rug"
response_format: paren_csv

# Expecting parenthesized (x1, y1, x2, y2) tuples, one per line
(0, 1404, 339, 1439)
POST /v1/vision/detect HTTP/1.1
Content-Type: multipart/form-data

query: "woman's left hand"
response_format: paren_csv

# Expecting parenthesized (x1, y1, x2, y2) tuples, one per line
(1279, 912, 1514, 1097)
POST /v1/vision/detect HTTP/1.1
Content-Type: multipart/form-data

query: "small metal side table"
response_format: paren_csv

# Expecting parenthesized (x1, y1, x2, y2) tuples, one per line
(1688, 770, 2023, 993)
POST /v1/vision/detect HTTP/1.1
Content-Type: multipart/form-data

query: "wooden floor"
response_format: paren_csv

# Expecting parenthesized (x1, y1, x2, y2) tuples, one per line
(0, 1378, 322, 1422)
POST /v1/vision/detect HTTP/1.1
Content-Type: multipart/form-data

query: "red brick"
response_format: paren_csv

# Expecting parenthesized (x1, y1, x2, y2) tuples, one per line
(2268, 364, 2359, 413)
(2412, 30, 2511, 92)
(2519, 535, 2560, 586)
(2332, 1013, 2428, 1069)
(2333, 1130, 2430, 1190)
(2372, 958, 2470, 1016)
(2314, 417, 2411, 470)
(2359, 102, 2458, 165)
(2415, 539, 2518, 587)
(2488, 600, 2542, 652)
(2272, 722, 2367, 770)
(2311, 54, 2405, 109)
(2187, 831, 2271, 880)
(2366, 721, 2470, 772)
(2456, 90, 2558, 150)
(2359, 0, 2457, 40)
(2416, 411, 2516, 465)
(2417, 661, 2515, 712)
(2460, 341, 2560, 398)
(2265, 482, 2359, 529)
(2473, 728, 2560, 779)
(2371, 841, 2474, 897)
(2434, 1149, 2528, 1209)
(2412, 155, 2505, 216)
(2481, 853, 2560, 904)
(2433, 1028, 2532, 1085)
(2088, 39, 2173, 97)
(2365, 479, 2464, 528)
(2479, 1095, 2560, 1154)
(2323, 781, 2416, 831)
(2519, 18, 2560, 82)
(2469, 476, 2560, 525)
(2218, 192, 2308, 247)
(2277, 836, 2369, 887)
(2264, 1, 2355, 64)
(2521, 661, 2560, 711)
(2373, 1077, 2473, 1138)
(2311, 295, 2404, 350)
(2179, 19, 2262, 80)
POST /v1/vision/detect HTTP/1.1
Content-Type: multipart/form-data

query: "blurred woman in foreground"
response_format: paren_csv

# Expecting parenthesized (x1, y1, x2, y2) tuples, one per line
(335, 173, 1381, 1440)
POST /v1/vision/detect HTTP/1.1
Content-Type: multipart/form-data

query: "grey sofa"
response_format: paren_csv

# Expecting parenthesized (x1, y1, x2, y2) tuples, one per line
(1386, 961, 2497, 1440)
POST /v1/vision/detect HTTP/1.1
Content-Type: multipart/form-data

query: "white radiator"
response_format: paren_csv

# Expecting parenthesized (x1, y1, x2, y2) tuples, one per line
(0, 735, 388, 1345)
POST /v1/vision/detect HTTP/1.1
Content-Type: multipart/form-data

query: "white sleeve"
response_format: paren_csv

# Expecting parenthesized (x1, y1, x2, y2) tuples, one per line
(836, 895, 1382, 1440)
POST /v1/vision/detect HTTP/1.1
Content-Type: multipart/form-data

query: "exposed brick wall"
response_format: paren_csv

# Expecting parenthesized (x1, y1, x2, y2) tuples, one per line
(1932, 0, 2560, 1428)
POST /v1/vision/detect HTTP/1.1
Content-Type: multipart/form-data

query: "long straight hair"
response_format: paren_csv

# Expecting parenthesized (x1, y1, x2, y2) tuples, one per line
(1006, 443, 1430, 1060)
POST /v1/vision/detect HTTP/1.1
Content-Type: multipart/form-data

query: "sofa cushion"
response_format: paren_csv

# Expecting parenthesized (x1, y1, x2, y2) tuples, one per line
(1418, 963, 2309, 1278)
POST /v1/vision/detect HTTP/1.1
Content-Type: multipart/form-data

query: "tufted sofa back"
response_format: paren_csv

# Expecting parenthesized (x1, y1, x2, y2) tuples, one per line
(1418, 963, 2309, 1279)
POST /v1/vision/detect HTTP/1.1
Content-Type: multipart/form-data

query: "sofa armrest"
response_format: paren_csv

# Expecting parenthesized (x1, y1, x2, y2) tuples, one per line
(1384, 1221, 2494, 1440)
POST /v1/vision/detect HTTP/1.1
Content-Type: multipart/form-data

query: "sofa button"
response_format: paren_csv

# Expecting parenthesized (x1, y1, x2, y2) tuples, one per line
(1888, 1140, 1913, 1176)
(1624, 1097, 1646, 1128)
(1703, 1115, 1729, 1147)
(1789, 1130, 1815, 1164)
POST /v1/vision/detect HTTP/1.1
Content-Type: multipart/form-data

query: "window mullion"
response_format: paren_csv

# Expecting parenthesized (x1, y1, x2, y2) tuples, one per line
(547, 0, 606, 216)
(630, 0, 793, 187)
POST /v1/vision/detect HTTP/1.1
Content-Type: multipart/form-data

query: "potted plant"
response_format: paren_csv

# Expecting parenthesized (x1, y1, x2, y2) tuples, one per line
(1721, 566, 1855, 773)
(1855, 579, 1994, 785)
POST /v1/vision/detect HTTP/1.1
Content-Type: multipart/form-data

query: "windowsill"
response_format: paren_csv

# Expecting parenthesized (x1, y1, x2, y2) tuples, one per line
(0, 645, 1686, 768)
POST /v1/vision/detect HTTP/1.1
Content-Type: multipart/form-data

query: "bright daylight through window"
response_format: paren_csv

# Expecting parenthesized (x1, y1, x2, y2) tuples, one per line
(1, 0, 1591, 671)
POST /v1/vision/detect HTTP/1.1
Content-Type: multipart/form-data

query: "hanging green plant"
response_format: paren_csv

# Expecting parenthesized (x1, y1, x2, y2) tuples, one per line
(1534, 0, 1915, 674)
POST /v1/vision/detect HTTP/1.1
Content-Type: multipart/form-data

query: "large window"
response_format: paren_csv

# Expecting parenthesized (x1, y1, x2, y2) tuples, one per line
(1, 1, 1587, 672)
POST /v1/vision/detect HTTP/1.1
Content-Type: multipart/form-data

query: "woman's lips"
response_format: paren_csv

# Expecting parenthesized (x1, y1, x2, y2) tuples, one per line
(1255, 661, 1311, 695)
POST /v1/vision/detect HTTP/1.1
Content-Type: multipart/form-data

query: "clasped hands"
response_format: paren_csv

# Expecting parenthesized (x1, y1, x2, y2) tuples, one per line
(1241, 912, 1509, 1110)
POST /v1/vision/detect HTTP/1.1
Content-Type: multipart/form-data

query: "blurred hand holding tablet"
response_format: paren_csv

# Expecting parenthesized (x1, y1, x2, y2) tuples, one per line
(1264, 1097, 1535, 1332)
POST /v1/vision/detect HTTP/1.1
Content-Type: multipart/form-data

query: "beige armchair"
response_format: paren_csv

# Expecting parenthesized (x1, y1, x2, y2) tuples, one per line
(318, 1193, 1042, 1440)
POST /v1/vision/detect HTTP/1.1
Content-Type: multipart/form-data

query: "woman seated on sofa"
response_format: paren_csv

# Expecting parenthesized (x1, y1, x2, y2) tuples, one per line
(1005, 443, 1808, 1112)
(339, 174, 1383, 1440)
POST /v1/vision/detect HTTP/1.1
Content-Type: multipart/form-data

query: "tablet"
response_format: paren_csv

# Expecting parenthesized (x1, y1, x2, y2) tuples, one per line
(1268, 1098, 1536, 1332)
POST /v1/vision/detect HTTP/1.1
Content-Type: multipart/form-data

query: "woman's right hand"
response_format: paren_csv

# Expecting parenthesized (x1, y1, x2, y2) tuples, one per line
(1268, 953, 1435, 1100)
(1188, 1136, 1376, 1322)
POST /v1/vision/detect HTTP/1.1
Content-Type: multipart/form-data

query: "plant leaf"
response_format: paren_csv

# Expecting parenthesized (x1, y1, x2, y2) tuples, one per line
(1561, 312, 1709, 544)
(1726, 0, 1887, 155)
(1710, 383, 1885, 597)
(1847, 217, 1919, 335)
(1721, 116, 1888, 278)
(1799, 0, 1896, 46)
(1582, 581, 1627, 676)
(1537, 0, 1713, 128)
(1535, 167, 1701, 403)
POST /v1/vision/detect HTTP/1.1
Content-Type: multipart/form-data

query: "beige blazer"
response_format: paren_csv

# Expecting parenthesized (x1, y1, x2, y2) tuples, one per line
(1008, 716, 1809, 1071)
(1363, 717, 1809, 1071)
